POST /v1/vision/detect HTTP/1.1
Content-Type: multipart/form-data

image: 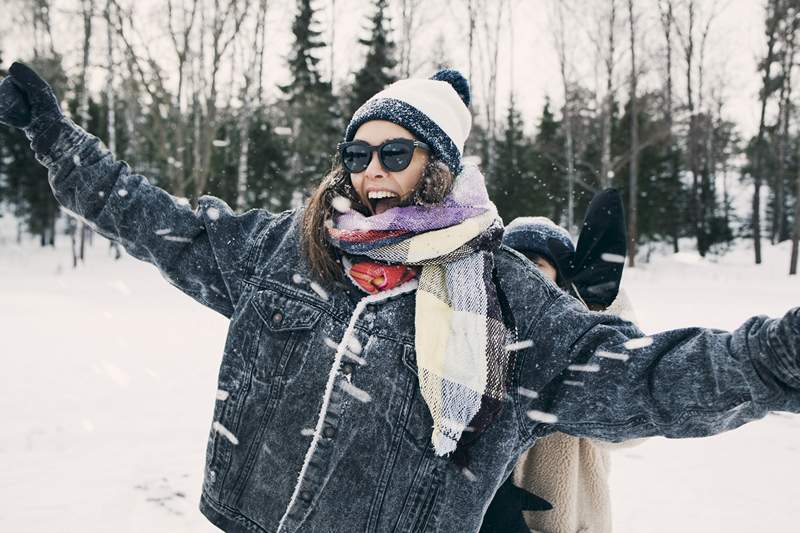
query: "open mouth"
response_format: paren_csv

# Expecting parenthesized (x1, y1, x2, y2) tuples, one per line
(367, 190, 400, 215)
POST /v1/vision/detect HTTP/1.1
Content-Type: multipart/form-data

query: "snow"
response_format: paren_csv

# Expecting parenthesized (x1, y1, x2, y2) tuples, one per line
(505, 339, 534, 351)
(623, 336, 653, 349)
(527, 410, 560, 424)
(0, 235, 798, 532)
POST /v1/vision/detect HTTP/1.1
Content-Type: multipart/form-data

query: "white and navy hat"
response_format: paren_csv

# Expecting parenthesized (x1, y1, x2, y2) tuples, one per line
(503, 216, 574, 268)
(344, 69, 472, 174)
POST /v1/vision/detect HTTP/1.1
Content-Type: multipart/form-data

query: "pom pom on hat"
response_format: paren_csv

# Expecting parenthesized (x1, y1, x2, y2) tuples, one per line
(431, 69, 471, 107)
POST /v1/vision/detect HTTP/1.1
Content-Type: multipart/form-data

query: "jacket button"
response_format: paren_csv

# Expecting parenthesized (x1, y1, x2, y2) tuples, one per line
(272, 310, 284, 324)
(367, 304, 378, 313)
(323, 427, 336, 439)
(300, 490, 313, 502)
(341, 363, 354, 375)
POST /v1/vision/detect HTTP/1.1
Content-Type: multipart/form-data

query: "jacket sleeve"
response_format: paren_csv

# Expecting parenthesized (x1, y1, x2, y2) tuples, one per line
(32, 118, 279, 318)
(516, 292, 800, 443)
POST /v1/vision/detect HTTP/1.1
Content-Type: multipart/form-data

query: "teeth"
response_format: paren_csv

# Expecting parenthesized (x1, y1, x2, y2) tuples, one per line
(367, 191, 398, 200)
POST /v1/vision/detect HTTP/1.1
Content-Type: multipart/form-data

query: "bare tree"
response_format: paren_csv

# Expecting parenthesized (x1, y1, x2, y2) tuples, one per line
(396, 0, 425, 77)
(236, 0, 269, 210)
(105, 0, 122, 260)
(193, 0, 251, 199)
(751, 0, 782, 264)
(627, 0, 638, 267)
(166, 0, 199, 196)
(550, 0, 577, 232)
(74, 0, 96, 267)
(774, 9, 798, 244)
(658, 0, 680, 252)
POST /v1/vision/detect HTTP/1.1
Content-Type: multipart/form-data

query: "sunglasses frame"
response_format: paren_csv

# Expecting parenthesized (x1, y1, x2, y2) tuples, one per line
(337, 138, 430, 173)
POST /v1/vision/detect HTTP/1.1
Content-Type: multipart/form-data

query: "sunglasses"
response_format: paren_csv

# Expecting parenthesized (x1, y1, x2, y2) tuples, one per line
(337, 138, 430, 173)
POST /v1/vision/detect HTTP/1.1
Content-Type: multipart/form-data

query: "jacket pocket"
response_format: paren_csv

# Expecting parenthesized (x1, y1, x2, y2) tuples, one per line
(248, 288, 322, 382)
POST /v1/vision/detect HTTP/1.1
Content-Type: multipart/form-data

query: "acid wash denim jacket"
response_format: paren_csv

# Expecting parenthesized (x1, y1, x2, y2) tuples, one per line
(31, 120, 800, 533)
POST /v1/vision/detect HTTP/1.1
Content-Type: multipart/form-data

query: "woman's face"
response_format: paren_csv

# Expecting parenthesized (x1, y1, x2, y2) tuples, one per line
(349, 120, 429, 215)
(526, 253, 558, 283)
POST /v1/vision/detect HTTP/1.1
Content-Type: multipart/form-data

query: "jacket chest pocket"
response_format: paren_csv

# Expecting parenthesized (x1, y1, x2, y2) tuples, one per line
(249, 289, 323, 383)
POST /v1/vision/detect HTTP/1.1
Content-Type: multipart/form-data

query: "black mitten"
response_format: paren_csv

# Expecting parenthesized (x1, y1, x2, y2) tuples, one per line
(0, 62, 65, 143)
(548, 188, 627, 308)
(479, 475, 552, 533)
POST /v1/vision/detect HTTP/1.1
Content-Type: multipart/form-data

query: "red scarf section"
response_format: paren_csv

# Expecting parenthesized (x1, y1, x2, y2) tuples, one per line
(349, 261, 419, 294)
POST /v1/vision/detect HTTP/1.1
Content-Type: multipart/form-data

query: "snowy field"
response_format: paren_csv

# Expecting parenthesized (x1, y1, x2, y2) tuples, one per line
(1, 232, 798, 532)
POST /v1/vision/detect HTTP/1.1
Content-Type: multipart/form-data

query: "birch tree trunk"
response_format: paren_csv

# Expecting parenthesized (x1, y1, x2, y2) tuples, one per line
(627, 0, 638, 267)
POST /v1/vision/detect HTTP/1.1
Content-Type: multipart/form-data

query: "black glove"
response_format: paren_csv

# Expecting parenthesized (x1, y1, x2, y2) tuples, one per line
(479, 475, 552, 533)
(0, 61, 65, 142)
(548, 188, 627, 308)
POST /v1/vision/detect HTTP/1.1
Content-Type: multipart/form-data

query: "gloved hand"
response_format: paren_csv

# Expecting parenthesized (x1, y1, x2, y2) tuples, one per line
(0, 62, 64, 138)
(547, 188, 627, 308)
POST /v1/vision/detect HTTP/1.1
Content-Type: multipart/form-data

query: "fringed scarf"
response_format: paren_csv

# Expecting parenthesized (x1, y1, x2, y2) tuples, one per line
(326, 163, 514, 456)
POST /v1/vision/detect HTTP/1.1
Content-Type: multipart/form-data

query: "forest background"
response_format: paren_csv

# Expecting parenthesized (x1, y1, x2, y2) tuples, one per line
(1, 0, 800, 271)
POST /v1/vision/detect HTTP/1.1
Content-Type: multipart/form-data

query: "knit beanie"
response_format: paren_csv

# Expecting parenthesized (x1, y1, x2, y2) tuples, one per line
(344, 69, 472, 174)
(502, 216, 574, 268)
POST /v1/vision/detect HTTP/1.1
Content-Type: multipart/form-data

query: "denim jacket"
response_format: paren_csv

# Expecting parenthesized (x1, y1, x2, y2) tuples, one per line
(33, 120, 800, 533)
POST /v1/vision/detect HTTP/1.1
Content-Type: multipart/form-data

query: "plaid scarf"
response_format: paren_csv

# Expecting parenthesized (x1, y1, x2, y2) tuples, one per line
(326, 163, 514, 456)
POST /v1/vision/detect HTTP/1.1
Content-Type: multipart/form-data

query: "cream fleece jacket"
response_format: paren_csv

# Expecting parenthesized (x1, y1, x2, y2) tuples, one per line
(514, 291, 639, 533)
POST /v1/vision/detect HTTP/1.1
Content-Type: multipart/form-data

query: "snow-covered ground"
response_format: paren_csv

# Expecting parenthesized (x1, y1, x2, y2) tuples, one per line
(0, 234, 798, 532)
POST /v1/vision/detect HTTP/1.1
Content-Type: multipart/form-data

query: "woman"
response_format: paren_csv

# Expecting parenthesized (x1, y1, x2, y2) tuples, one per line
(1, 63, 798, 533)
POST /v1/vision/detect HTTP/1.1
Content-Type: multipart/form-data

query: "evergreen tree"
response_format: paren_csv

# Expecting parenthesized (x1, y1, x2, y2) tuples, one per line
(348, 0, 397, 115)
(0, 55, 66, 245)
(530, 99, 568, 224)
(282, 0, 341, 194)
(491, 95, 532, 222)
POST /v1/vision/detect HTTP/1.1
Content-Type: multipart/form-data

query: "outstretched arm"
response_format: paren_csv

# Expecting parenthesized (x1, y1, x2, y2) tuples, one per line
(516, 292, 800, 443)
(0, 62, 277, 318)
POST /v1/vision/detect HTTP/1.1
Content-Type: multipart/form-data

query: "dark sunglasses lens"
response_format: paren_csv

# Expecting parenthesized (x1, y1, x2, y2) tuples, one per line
(342, 145, 371, 172)
(380, 142, 414, 171)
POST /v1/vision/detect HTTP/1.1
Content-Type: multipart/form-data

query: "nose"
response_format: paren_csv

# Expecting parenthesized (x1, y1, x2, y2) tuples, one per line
(364, 149, 386, 179)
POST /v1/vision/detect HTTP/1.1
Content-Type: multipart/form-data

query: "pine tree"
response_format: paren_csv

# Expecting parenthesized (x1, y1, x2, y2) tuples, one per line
(491, 95, 530, 223)
(348, 0, 397, 115)
(282, 0, 341, 195)
(530, 99, 568, 224)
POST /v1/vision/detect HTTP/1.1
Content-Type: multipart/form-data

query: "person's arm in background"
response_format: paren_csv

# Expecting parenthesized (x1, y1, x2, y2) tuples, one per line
(0, 62, 280, 318)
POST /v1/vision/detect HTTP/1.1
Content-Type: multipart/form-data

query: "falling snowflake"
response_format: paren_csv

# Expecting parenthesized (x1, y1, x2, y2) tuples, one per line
(526, 410, 559, 424)
(517, 386, 539, 399)
(567, 363, 600, 373)
(461, 468, 478, 482)
(595, 350, 630, 361)
(216, 389, 230, 401)
(505, 340, 534, 352)
(206, 207, 220, 221)
(155, 228, 172, 236)
(162, 235, 193, 243)
(72, 154, 81, 166)
(117, 189, 128, 197)
(563, 380, 585, 387)
(601, 253, 626, 264)
(309, 281, 329, 301)
(292, 273, 304, 284)
(331, 196, 352, 213)
(340, 380, 371, 403)
(624, 337, 653, 350)
(212, 422, 239, 445)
